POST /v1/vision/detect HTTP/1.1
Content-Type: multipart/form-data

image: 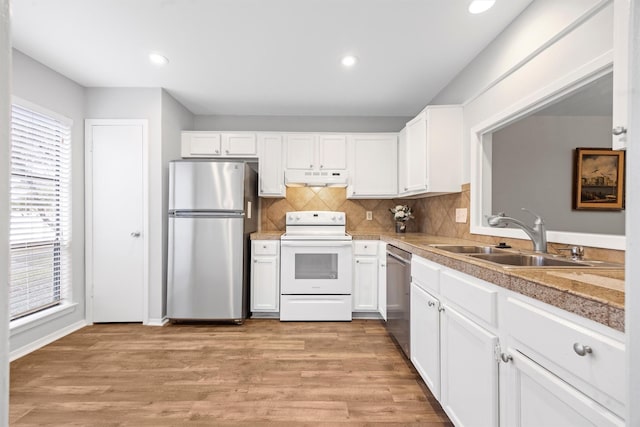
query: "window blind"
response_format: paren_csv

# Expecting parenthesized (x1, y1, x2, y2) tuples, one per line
(9, 103, 72, 320)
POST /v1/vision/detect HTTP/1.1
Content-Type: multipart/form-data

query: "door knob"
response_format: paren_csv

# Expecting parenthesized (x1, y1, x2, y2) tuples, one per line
(130, 232, 141, 238)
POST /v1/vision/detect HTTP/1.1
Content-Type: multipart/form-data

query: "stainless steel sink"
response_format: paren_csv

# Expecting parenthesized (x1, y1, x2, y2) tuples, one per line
(468, 253, 590, 268)
(431, 245, 508, 254)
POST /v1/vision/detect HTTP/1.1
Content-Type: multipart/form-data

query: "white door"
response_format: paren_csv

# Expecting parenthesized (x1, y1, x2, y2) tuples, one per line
(440, 304, 499, 427)
(88, 122, 145, 322)
(353, 256, 378, 311)
(410, 283, 441, 400)
(504, 350, 624, 427)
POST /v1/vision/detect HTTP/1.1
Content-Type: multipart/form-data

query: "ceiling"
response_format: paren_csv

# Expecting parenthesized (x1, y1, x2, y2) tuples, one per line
(11, 0, 534, 117)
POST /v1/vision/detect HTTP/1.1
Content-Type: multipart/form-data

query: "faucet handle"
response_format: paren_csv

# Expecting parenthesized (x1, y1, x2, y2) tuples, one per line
(521, 208, 544, 224)
(558, 246, 585, 260)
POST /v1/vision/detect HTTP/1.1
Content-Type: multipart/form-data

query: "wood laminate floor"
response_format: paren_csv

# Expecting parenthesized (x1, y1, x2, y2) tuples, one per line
(10, 319, 453, 426)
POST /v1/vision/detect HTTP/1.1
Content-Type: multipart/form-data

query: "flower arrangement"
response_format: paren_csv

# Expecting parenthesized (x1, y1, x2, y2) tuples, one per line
(390, 205, 413, 222)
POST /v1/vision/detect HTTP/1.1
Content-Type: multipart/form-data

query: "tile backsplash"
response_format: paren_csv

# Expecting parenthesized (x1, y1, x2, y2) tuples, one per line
(259, 184, 624, 263)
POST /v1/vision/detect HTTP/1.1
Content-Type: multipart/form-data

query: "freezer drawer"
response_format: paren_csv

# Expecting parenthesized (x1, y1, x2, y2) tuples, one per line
(167, 216, 245, 320)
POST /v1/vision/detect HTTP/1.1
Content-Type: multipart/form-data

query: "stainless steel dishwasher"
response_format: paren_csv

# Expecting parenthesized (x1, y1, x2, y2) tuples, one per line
(386, 245, 411, 358)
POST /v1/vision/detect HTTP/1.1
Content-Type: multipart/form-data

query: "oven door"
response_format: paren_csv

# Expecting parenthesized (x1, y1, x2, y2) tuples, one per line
(280, 240, 352, 295)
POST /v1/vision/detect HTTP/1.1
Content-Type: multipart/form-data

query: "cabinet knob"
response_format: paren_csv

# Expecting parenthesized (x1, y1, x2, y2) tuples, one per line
(500, 353, 513, 363)
(262, 245, 267, 249)
(254, 259, 258, 263)
(310, 164, 313, 168)
(380, 264, 386, 267)
(215, 149, 220, 154)
(225, 149, 229, 154)
(427, 301, 436, 307)
(404, 187, 408, 191)
(438, 306, 445, 313)
(320, 164, 324, 169)
(612, 126, 627, 136)
(573, 342, 593, 357)
(356, 260, 360, 263)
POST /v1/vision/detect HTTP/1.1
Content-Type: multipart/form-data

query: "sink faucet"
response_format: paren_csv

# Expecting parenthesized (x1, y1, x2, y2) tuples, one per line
(487, 208, 547, 253)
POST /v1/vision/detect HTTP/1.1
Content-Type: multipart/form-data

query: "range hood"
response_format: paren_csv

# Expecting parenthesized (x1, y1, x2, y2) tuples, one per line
(285, 169, 348, 187)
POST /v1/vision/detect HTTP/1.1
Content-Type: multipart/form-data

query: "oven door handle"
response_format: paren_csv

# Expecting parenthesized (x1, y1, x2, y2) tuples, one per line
(281, 240, 353, 248)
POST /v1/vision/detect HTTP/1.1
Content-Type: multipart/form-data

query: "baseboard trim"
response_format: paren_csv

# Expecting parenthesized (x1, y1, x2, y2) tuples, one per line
(352, 312, 383, 320)
(146, 317, 169, 326)
(10, 320, 87, 361)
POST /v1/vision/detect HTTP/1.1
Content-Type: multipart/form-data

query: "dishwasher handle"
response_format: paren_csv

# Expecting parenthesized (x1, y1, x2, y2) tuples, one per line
(386, 250, 411, 265)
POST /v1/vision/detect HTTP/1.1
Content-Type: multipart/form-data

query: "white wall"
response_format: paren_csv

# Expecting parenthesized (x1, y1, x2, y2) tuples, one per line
(433, 0, 613, 183)
(626, 2, 640, 424)
(85, 88, 193, 323)
(10, 50, 87, 356)
(160, 90, 194, 318)
(492, 115, 624, 234)
(1, 0, 10, 423)
(85, 88, 165, 323)
(193, 114, 409, 132)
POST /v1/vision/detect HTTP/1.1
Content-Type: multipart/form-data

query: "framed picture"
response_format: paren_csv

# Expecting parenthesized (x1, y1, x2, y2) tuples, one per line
(573, 147, 625, 210)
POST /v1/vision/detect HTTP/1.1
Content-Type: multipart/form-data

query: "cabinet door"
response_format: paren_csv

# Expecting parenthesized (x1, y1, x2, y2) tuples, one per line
(441, 305, 499, 427)
(258, 134, 285, 197)
(612, 0, 630, 150)
(318, 134, 347, 169)
(353, 256, 378, 311)
(251, 256, 280, 312)
(222, 133, 257, 156)
(397, 127, 409, 195)
(405, 112, 428, 193)
(503, 350, 624, 427)
(181, 132, 221, 157)
(410, 283, 441, 400)
(378, 243, 387, 320)
(348, 134, 397, 197)
(285, 134, 317, 169)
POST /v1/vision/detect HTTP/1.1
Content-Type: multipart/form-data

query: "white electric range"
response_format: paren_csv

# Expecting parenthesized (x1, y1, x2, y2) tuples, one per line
(280, 211, 353, 321)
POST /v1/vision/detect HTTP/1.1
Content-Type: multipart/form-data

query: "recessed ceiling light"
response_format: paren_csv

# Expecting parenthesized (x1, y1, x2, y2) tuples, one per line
(149, 52, 169, 66)
(468, 0, 496, 14)
(341, 55, 357, 68)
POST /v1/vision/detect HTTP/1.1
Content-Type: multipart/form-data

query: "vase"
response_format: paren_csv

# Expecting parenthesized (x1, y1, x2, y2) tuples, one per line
(395, 222, 406, 233)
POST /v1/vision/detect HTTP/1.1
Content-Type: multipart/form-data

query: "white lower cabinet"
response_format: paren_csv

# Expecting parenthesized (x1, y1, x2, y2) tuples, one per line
(250, 241, 280, 313)
(407, 253, 625, 427)
(352, 241, 379, 312)
(378, 242, 387, 320)
(503, 350, 624, 427)
(440, 304, 499, 427)
(410, 283, 441, 400)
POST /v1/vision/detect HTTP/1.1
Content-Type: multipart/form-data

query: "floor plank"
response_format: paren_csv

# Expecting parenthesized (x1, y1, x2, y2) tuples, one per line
(10, 319, 452, 426)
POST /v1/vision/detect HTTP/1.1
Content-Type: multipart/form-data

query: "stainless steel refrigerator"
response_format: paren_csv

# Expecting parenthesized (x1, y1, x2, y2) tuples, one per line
(167, 160, 258, 321)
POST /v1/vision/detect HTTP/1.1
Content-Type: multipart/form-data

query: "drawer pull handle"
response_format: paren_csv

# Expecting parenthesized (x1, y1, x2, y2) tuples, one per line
(573, 343, 593, 356)
(500, 353, 513, 363)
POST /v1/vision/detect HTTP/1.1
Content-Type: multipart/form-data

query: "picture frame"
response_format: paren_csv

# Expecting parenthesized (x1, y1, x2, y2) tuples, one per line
(573, 147, 625, 210)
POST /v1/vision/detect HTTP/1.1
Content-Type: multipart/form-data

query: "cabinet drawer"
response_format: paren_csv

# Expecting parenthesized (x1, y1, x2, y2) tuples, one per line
(505, 296, 625, 406)
(253, 241, 279, 256)
(440, 270, 497, 328)
(411, 256, 440, 294)
(353, 241, 378, 256)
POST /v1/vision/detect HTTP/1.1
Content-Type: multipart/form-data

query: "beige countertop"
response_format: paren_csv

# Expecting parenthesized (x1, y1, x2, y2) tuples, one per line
(378, 233, 625, 332)
(252, 230, 625, 331)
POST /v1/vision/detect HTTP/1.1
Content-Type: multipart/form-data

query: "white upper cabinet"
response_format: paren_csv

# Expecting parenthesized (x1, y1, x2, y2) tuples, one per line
(612, 0, 630, 150)
(181, 131, 257, 158)
(398, 105, 463, 197)
(347, 134, 398, 198)
(285, 133, 347, 170)
(285, 134, 317, 169)
(318, 134, 347, 169)
(258, 133, 285, 197)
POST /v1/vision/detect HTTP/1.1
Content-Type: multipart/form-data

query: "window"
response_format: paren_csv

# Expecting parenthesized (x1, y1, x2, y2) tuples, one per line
(9, 102, 72, 320)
